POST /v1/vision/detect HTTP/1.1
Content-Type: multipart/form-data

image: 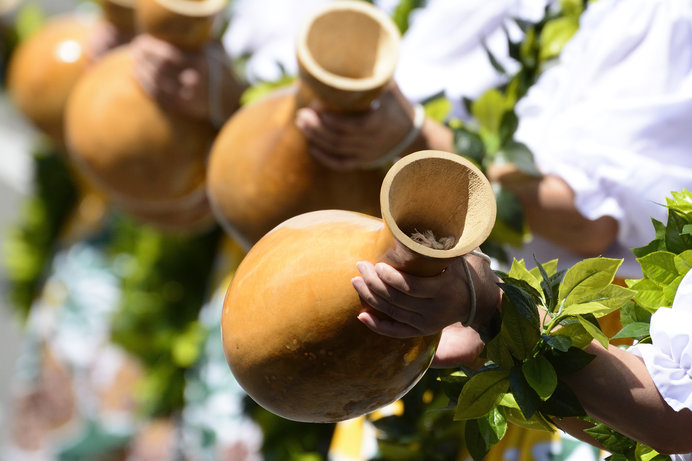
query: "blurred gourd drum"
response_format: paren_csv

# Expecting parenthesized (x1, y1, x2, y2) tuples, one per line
(64, 0, 225, 232)
(207, 0, 401, 249)
(221, 151, 497, 422)
(7, 0, 136, 146)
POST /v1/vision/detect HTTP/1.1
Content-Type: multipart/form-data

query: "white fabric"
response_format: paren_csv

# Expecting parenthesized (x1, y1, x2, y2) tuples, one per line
(629, 270, 692, 461)
(223, 0, 547, 118)
(395, 0, 547, 119)
(511, 0, 692, 278)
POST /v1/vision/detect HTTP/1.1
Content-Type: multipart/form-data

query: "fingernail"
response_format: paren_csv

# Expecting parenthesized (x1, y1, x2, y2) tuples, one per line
(356, 261, 367, 273)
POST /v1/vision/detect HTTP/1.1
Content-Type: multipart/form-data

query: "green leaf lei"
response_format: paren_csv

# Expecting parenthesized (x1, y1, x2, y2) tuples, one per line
(448, 189, 692, 461)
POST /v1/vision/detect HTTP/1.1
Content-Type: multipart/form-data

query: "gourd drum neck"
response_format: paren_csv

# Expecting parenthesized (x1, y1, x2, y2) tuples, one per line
(135, 0, 226, 50)
(295, 0, 400, 113)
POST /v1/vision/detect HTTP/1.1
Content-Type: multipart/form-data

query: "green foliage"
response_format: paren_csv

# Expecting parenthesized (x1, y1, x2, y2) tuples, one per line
(450, 190, 692, 460)
(618, 189, 692, 338)
(453, 256, 643, 460)
(107, 216, 222, 417)
(2, 146, 78, 320)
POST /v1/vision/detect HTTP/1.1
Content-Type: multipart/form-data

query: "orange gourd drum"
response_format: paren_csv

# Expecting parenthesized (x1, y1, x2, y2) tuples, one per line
(221, 151, 497, 422)
(7, 16, 92, 145)
(7, 1, 136, 146)
(64, 0, 225, 232)
(207, 1, 401, 249)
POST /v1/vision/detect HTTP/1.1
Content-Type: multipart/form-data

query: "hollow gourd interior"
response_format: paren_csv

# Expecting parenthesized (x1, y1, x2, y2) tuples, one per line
(384, 155, 491, 256)
(304, 9, 397, 81)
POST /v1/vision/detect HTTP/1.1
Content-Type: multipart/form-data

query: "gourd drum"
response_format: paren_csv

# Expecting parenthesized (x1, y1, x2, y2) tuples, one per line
(7, 0, 135, 146)
(221, 150, 497, 422)
(64, 0, 225, 232)
(207, 0, 401, 249)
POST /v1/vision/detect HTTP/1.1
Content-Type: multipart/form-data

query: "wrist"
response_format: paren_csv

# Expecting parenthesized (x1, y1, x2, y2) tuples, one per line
(461, 251, 502, 340)
(360, 103, 425, 169)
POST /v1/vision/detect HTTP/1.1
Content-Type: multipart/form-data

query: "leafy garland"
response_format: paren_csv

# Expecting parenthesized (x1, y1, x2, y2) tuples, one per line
(445, 189, 692, 461)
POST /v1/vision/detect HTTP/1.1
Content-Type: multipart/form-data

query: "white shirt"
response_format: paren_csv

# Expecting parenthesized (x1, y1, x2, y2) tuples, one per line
(511, 0, 692, 278)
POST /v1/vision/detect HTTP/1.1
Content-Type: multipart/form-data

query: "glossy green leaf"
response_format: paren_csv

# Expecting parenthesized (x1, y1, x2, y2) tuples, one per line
(584, 422, 637, 454)
(559, 258, 622, 307)
(551, 320, 595, 349)
(665, 209, 692, 254)
(508, 258, 544, 299)
(612, 322, 650, 339)
(498, 282, 540, 326)
(480, 407, 508, 445)
(509, 366, 541, 419)
(577, 315, 609, 348)
(485, 333, 515, 370)
(529, 259, 559, 279)
(629, 278, 671, 311)
(522, 356, 557, 401)
(667, 189, 692, 213)
(542, 333, 572, 352)
(674, 249, 692, 275)
(503, 407, 554, 432)
(559, 301, 618, 319)
(455, 370, 509, 420)
(638, 251, 681, 286)
(500, 296, 541, 361)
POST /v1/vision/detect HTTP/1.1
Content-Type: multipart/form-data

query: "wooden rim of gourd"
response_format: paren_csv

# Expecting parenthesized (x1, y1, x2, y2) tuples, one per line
(152, 0, 226, 17)
(380, 150, 497, 258)
(296, 0, 400, 92)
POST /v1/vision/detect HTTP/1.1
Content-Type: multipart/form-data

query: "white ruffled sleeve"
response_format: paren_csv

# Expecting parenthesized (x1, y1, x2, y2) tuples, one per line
(514, 0, 692, 251)
(629, 270, 692, 413)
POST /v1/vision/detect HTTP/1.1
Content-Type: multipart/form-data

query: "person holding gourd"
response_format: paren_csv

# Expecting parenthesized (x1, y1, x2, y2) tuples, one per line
(297, 0, 692, 458)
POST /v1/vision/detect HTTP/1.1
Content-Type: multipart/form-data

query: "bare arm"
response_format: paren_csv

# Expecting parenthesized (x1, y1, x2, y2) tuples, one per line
(558, 341, 692, 455)
(488, 167, 619, 256)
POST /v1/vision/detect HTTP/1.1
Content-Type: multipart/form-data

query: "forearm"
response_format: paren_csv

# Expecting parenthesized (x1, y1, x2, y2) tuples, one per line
(560, 341, 692, 454)
(497, 173, 618, 256)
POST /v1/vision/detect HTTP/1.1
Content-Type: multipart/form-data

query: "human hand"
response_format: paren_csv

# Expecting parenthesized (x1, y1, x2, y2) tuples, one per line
(432, 322, 485, 368)
(352, 252, 501, 338)
(295, 82, 421, 171)
(130, 34, 242, 124)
